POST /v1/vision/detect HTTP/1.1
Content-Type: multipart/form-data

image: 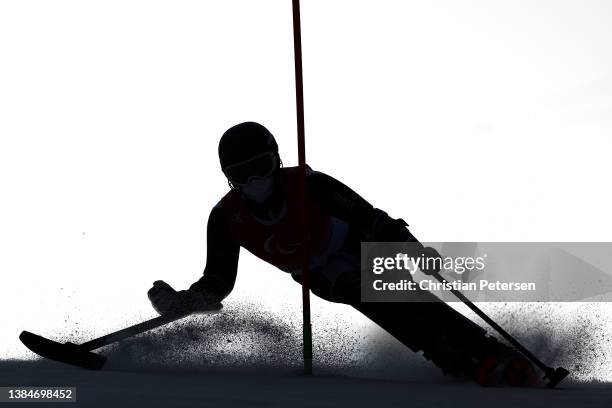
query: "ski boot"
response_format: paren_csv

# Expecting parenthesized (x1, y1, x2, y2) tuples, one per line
(474, 344, 544, 387)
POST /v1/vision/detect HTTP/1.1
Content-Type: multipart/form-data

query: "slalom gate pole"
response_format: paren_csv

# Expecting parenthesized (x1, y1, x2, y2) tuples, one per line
(291, 0, 313, 375)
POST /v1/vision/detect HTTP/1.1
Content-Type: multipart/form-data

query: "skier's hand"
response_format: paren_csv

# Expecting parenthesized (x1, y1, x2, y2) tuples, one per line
(147, 280, 222, 315)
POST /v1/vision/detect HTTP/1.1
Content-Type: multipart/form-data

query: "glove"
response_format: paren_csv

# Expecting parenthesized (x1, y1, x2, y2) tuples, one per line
(147, 280, 222, 315)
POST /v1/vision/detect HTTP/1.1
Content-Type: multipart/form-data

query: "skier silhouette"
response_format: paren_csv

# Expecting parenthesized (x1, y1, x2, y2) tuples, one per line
(148, 121, 538, 386)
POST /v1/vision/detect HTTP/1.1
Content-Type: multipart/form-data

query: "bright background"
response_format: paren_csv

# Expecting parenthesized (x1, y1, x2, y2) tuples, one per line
(1, 0, 611, 380)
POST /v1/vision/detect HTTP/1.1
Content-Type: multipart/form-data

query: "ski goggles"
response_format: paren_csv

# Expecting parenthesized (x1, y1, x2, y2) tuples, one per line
(223, 151, 278, 185)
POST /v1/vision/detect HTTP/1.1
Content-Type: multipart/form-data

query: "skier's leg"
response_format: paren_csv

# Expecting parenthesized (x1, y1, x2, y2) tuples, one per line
(356, 213, 539, 382)
(354, 296, 508, 378)
(297, 215, 538, 384)
(294, 249, 507, 377)
(294, 261, 532, 383)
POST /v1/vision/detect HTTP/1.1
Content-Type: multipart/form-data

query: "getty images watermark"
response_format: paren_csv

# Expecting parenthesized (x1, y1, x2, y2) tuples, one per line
(360, 242, 612, 302)
(371, 251, 535, 292)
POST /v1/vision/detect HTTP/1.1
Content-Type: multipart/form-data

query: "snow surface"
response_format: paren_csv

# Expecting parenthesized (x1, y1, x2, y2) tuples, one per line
(2, 360, 611, 408)
(4, 304, 612, 407)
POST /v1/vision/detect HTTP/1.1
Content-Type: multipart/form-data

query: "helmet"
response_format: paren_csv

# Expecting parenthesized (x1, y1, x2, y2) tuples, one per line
(219, 122, 280, 185)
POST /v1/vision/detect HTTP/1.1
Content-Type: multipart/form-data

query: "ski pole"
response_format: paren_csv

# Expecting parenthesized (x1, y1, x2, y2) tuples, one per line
(19, 311, 191, 370)
(431, 272, 569, 388)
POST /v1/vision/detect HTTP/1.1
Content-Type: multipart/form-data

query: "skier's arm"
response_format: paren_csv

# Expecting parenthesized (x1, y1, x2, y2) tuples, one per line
(306, 170, 418, 242)
(189, 205, 240, 300)
(147, 206, 238, 315)
(307, 170, 443, 274)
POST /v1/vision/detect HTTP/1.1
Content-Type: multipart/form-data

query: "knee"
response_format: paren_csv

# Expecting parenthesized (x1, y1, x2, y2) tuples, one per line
(291, 273, 336, 303)
(291, 272, 357, 304)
